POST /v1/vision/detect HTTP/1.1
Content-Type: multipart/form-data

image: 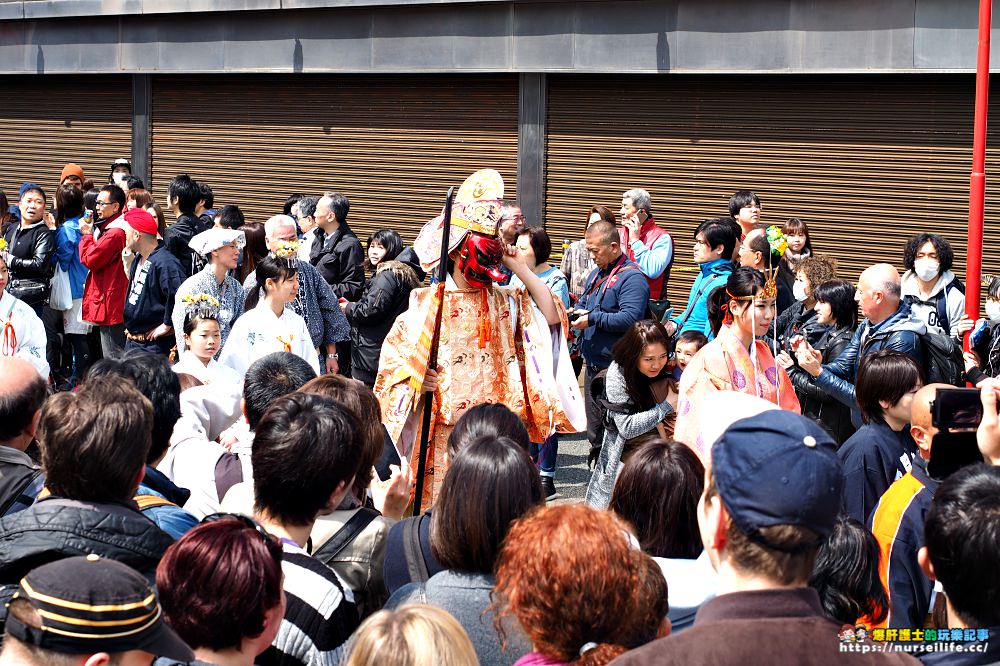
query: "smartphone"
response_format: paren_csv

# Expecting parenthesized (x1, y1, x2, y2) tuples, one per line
(636, 210, 648, 225)
(931, 388, 983, 431)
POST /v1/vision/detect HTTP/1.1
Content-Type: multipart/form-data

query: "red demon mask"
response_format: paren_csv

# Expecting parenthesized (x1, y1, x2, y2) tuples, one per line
(456, 233, 505, 289)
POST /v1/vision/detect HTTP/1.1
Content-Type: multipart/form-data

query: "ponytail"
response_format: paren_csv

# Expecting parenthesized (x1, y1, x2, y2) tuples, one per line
(706, 286, 729, 337)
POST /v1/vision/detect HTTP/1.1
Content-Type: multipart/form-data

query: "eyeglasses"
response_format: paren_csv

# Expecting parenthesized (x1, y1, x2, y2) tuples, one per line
(201, 512, 277, 545)
(95, 201, 114, 207)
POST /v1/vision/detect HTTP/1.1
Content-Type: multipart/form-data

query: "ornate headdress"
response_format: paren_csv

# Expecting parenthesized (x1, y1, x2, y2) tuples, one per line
(181, 293, 220, 321)
(271, 240, 300, 268)
(0, 238, 7, 253)
(761, 225, 789, 300)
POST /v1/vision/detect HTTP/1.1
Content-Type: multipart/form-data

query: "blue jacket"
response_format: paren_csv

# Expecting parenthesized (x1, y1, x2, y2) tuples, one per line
(838, 418, 918, 525)
(579, 255, 650, 369)
(54, 216, 90, 300)
(815, 301, 926, 423)
(136, 465, 198, 540)
(672, 259, 733, 339)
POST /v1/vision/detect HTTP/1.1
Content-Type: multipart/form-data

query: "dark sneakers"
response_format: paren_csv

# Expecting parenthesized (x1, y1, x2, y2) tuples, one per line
(541, 476, 559, 501)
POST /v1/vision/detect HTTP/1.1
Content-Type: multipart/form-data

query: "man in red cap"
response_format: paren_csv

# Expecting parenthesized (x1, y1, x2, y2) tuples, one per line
(79, 184, 129, 358)
(121, 208, 186, 355)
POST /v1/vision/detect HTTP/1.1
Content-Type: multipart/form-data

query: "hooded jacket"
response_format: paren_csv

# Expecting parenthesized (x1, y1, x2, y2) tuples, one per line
(0, 496, 174, 628)
(815, 301, 926, 424)
(346, 248, 424, 385)
(671, 258, 733, 339)
(900, 269, 965, 337)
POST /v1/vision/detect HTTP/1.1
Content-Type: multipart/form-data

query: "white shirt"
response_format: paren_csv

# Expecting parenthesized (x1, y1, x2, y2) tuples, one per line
(217, 301, 320, 377)
(172, 353, 242, 388)
(0, 291, 49, 379)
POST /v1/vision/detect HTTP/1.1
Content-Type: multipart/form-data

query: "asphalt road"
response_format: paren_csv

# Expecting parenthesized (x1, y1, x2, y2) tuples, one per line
(551, 431, 590, 502)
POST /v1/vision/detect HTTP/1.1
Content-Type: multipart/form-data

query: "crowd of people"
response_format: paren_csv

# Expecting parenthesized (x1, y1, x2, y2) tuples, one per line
(0, 164, 999, 666)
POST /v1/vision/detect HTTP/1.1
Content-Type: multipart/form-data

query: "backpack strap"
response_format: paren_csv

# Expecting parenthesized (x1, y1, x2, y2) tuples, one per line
(404, 512, 431, 584)
(312, 507, 380, 564)
(134, 494, 178, 511)
(935, 278, 966, 336)
(0, 470, 43, 517)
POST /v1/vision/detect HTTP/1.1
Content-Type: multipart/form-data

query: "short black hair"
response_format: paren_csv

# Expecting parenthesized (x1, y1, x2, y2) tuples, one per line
(855, 350, 923, 424)
(902, 233, 954, 273)
(283, 194, 304, 217)
(215, 204, 245, 231)
(125, 176, 145, 191)
(100, 184, 126, 209)
(728, 189, 760, 217)
(676, 330, 708, 349)
(297, 197, 318, 220)
(243, 352, 317, 429)
(328, 193, 350, 224)
(85, 350, 181, 464)
(988, 276, 1000, 301)
(168, 174, 201, 215)
(252, 392, 364, 526)
(0, 369, 46, 442)
(812, 279, 858, 329)
(694, 218, 738, 259)
(197, 181, 214, 209)
(518, 226, 553, 265)
(924, 464, 1000, 627)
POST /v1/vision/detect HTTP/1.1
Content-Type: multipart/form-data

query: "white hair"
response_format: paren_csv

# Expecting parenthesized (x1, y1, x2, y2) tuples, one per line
(623, 188, 651, 213)
(264, 214, 297, 239)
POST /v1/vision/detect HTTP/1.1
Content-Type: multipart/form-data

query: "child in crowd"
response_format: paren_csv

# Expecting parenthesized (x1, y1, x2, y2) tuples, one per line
(966, 276, 1000, 385)
(171, 293, 242, 387)
(778, 217, 813, 289)
(672, 330, 708, 380)
(218, 245, 319, 377)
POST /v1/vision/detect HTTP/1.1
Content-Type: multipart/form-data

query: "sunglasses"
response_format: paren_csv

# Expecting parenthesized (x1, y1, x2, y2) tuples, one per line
(201, 512, 277, 545)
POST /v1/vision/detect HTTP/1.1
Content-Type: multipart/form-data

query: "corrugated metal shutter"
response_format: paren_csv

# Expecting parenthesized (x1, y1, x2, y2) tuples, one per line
(545, 75, 1000, 311)
(150, 75, 518, 248)
(0, 75, 132, 199)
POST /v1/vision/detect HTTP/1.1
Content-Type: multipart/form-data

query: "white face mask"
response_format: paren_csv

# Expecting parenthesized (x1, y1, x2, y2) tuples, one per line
(112, 172, 129, 188)
(986, 301, 1000, 322)
(793, 281, 808, 302)
(913, 258, 940, 282)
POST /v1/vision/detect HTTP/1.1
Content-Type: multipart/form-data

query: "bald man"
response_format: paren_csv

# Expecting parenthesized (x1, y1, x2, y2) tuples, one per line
(0, 358, 46, 516)
(868, 383, 949, 630)
(796, 263, 926, 425)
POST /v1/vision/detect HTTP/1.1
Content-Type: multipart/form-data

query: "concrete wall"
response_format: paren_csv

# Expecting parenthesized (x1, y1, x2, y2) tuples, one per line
(0, 0, 992, 75)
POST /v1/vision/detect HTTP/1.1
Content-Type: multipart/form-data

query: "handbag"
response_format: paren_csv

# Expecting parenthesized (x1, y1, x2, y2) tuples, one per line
(49, 265, 73, 311)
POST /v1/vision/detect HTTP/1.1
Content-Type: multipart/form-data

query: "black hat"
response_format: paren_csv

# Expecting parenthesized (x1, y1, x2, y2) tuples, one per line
(5, 555, 193, 660)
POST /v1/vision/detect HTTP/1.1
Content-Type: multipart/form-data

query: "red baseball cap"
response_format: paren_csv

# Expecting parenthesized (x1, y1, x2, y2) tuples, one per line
(124, 208, 158, 236)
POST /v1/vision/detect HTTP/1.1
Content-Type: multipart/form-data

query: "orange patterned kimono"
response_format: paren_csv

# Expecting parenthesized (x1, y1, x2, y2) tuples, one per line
(375, 282, 586, 505)
(674, 324, 800, 460)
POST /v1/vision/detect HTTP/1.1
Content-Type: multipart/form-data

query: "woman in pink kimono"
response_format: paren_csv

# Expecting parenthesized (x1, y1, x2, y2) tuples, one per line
(674, 266, 800, 458)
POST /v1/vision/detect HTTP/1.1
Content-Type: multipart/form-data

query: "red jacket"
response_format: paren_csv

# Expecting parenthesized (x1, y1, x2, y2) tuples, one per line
(619, 217, 673, 300)
(78, 213, 128, 326)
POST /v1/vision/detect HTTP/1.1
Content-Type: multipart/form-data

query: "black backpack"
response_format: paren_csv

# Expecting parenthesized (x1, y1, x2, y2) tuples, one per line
(920, 331, 965, 386)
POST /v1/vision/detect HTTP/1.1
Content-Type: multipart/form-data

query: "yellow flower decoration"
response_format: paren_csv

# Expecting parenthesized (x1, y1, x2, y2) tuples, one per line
(272, 240, 299, 259)
(0, 239, 7, 252)
(765, 225, 788, 258)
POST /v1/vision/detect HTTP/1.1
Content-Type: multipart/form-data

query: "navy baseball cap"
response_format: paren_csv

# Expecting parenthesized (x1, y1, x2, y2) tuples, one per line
(711, 411, 843, 551)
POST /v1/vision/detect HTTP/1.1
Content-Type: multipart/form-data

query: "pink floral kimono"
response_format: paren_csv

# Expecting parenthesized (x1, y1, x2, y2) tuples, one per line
(674, 324, 800, 459)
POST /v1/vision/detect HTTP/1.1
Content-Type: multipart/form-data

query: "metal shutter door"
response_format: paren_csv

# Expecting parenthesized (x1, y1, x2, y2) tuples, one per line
(545, 75, 1000, 311)
(0, 75, 132, 199)
(150, 75, 518, 247)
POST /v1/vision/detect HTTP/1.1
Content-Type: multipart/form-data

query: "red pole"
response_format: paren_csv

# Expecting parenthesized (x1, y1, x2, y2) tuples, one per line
(966, 0, 992, 351)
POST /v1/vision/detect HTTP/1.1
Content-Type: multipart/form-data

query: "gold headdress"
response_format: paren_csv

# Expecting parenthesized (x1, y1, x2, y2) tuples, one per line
(761, 225, 789, 300)
(182, 293, 220, 321)
(271, 240, 300, 268)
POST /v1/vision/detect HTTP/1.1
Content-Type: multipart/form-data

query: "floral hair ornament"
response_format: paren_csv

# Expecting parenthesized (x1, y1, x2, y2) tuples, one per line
(0, 238, 7, 253)
(271, 240, 300, 269)
(761, 225, 789, 300)
(182, 293, 220, 321)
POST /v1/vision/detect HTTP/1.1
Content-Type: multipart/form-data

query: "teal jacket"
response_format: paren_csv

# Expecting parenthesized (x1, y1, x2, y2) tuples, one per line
(672, 259, 733, 339)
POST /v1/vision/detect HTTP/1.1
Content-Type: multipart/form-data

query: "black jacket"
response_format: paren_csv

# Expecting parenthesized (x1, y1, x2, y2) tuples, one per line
(310, 223, 366, 300)
(838, 418, 918, 525)
(2, 221, 55, 307)
(0, 496, 174, 627)
(786, 324, 857, 445)
(163, 212, 209, 278)
(346, 249, 424, 385)
(767, 299, 824, 355)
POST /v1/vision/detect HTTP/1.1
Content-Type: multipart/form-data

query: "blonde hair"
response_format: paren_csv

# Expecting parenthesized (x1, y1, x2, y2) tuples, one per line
(344, 604, 478, 666)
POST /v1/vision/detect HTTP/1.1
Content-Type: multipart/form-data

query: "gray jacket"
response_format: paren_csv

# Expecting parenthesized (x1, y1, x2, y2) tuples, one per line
(385, 570, 531, 666)
(585, 362, 674, 509)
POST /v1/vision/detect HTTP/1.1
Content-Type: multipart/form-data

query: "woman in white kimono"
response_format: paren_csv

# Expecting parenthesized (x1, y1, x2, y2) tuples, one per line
(218, 246, 319, 377)
(0, 250, 50, 380)
(171, 293, 243, 387)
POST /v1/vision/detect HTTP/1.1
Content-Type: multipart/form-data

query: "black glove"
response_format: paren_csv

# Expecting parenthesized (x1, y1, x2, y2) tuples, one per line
(587, 443, 602, 469)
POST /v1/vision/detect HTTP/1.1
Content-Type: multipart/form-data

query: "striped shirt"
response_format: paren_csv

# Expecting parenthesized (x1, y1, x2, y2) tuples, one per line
(263, 541, 359, 666)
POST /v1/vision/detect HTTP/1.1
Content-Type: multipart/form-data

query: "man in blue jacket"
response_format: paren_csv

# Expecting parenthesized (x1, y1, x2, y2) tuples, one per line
(666, 218, 737, 339)
(796, 263, 925, 426)
(570, 220, 650, 455)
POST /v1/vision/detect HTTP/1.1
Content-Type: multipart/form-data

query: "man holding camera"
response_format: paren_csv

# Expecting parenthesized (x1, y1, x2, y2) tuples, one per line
(570, 220, 649, 459)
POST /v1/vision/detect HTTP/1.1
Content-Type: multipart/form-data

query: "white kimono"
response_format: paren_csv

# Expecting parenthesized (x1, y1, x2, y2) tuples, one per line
(172, 353, 243, 388)
(217, 302, 320, 378)
(0, 291, 49, 379)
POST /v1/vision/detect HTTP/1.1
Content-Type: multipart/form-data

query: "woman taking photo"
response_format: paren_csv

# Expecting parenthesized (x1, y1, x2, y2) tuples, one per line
(585, 320, 676, 509)
(218, 248, 318, 376)
(769, 255, 836, 353)
(345, 228, 424, 388)
(674, 266, 800, 457)
(777, 278, 858, 444)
